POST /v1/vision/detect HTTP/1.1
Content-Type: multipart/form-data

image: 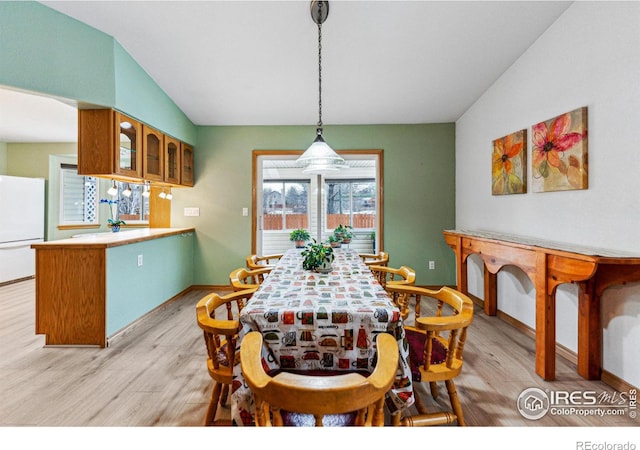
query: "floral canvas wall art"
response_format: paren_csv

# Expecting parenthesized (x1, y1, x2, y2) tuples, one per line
(532, 107, 588, 192)
(492, 129, 527, 195)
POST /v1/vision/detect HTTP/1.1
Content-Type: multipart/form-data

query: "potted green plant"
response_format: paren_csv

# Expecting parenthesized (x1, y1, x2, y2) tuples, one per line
(301, 239, 334, 273)
(289, 228, 311, 248)
(328, 233, 342, 248)
(334, 224, 354, 244)
(340, 225, 354, 244)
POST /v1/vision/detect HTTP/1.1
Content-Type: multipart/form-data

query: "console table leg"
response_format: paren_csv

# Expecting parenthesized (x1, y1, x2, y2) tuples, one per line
(484, 267, 497, 316)
(535, 252, 556, 380)
(578, 279, 601, 379)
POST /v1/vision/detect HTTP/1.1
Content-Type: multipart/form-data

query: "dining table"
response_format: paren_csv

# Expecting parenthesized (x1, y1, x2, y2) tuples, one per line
(230, 247, 414, 426)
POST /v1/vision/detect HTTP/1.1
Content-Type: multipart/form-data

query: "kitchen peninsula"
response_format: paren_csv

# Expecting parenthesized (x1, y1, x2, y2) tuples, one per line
(32, 228, 195, 347)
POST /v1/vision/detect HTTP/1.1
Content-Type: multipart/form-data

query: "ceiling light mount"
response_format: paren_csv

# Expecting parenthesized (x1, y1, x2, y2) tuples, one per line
(310, 0, 329, 25)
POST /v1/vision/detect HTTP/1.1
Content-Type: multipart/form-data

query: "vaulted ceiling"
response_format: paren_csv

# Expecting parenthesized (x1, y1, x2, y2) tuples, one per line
(2, 1, 571, 142)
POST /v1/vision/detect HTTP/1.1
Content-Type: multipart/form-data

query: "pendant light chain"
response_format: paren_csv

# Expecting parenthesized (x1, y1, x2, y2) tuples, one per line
(317, 21, 323, 131)
(297, 1, 347, 173)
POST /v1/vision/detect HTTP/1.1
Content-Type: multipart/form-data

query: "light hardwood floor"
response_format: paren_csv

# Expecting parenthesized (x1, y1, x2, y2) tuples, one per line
(0, 279, 637, 427)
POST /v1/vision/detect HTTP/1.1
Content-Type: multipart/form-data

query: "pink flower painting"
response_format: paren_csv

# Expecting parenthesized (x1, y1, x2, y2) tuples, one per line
(532, 107, 588, 192)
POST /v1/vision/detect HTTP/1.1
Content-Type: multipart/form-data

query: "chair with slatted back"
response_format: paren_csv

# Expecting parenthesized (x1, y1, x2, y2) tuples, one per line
(196, 288, 257, 426)
(385, 285, 474, 427)
(369, 265, 416, 319)
(229, 267, 272, 291)
(359, 251, 389, 267)
(240, 331, 398, 427)
(246, 253, 283, 270)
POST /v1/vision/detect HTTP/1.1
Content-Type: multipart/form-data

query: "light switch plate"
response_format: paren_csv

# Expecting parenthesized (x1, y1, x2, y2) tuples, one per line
(184, 207, 200, 217)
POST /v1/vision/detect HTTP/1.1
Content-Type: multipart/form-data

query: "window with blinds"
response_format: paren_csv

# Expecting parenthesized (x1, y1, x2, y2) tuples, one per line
(59, 164, 98, 225)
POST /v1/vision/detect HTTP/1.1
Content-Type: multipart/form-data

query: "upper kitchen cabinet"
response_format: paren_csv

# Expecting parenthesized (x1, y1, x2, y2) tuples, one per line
(116, 112, 143, 179)
(143, 125, 164, 181)
(78, 108, 194, 186)
(164, 135, 181, 185)
(78, 109, 142, 180)
(181, 143, 194, 187)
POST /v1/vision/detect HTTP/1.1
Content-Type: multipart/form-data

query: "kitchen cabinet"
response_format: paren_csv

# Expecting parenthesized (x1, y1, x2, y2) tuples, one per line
(164, 135, 181, 185)
(143, 125, 164, 181)
(78, 108, 194, 186)
(78, 109, 142, 180)
(33, 228, 195, 347)
(116, 112, 143, 178)
(181, 143, 194, 187)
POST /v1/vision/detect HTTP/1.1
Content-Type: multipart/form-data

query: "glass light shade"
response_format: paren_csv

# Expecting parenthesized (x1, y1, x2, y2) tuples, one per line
(141, 182, 151, 198)
(302, 163, 341, 174)
(297, 134, 344, 165)
(158, 191, 167, 199)
(107, 180, 118, 197)
(122, 187, 132, 197)
(297, 133, 348, 174)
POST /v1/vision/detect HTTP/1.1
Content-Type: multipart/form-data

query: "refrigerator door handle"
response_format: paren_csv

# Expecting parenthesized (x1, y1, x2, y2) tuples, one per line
(0, 240, 42, 250)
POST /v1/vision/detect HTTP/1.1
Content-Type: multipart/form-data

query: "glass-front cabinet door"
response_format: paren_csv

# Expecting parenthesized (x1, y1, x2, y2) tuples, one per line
(115, 112, 142, 178)
(181, 143, 194, 186)
(164, 136, 181, 185)
(143, 125, 164, 181)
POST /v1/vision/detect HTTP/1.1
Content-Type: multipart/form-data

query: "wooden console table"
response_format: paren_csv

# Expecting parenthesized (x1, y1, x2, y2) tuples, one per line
(443, 229, 640, 381)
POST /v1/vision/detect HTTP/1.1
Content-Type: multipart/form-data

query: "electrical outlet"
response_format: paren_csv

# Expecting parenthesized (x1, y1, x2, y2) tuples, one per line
(242, 207, 248, 217)
(137, 254, 143, 267)
(429, 260, 435, 270)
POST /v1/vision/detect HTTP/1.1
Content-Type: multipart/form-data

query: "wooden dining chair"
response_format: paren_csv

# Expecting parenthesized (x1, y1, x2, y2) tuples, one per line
(246, 253, 283, 270)
(240, 331, 398, 426)
(359, 251, 389, 267)
(369, 265, 416, 320)
(385, 285, 474, 427)
(195, 288, 256, 426)
(229, 267, 271, 291)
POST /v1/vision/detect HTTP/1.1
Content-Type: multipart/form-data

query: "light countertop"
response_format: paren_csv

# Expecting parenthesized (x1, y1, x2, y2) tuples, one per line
(32, 228, 195, 249)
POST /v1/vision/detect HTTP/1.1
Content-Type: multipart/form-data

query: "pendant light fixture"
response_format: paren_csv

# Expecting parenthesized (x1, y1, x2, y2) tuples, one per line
(296, 1, 347, 174)
(142, 181, 151, 198)
(107, 179, 118, 197)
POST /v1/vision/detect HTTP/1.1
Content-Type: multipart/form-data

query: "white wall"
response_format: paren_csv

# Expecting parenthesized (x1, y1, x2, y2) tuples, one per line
(456, 2, 640, 388)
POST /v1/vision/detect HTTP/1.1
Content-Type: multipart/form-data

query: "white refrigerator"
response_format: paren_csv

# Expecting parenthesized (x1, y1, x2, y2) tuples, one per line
(0, 175, 45, 284)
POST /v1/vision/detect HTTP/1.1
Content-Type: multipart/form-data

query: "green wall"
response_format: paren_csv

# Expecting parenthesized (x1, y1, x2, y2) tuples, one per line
(1, 2, 458, 289)
(0, 1, 196, 145)
(0, 143, 7, 174)
(0, 1, 114, 106)
(6, 142, 76, 178)
(106, 232, 195, 336)
(170, 124, 457, 287)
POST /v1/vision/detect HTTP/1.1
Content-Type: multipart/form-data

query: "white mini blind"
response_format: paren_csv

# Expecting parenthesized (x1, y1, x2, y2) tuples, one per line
(59, 164, 97, 224)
